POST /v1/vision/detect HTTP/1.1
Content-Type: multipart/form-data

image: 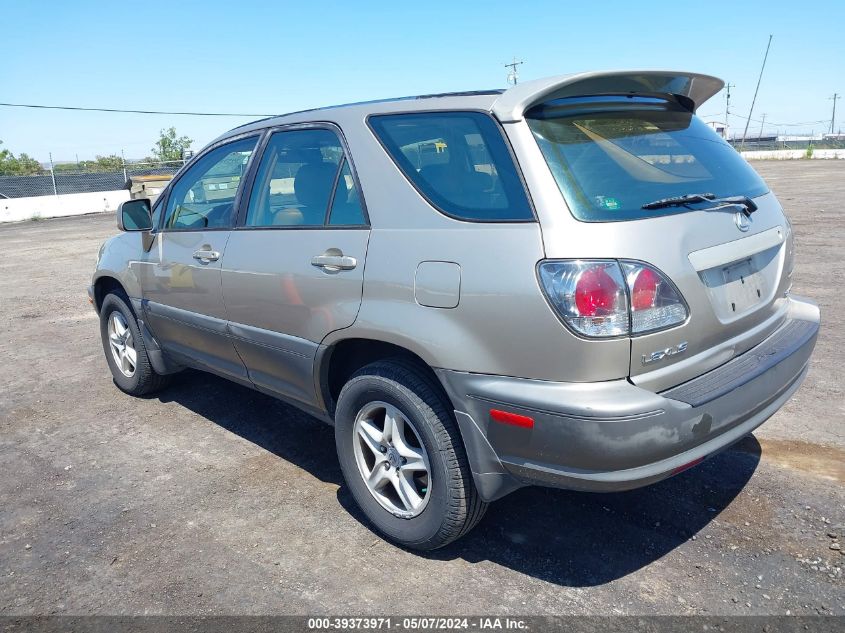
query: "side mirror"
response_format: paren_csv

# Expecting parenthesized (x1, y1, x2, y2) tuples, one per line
(117, 198, 153, 231)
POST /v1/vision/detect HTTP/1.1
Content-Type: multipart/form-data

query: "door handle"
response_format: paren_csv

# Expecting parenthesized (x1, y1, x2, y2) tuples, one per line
(311, 253, 357, 271)
(192, 249, 220, 263)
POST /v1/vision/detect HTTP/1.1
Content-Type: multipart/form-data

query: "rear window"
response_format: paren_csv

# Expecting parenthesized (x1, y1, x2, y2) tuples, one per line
(526, 96, 769, 222)
(369, 112, 533, 221)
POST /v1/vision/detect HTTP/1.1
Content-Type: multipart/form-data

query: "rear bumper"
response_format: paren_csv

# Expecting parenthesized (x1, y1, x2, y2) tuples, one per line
(436, 296, 819, 501)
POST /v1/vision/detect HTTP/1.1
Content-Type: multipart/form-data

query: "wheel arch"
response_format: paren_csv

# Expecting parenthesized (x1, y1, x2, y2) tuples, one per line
(321, 335, 519, 506)
(93, 274, 131, 315)
(316, 336, 452, 419)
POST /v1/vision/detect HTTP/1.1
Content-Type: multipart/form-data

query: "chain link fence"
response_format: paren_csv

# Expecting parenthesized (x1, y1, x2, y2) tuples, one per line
(3, 136, 844, 200)
(0, 160, 184, 199)
(729, 137, 845, 151)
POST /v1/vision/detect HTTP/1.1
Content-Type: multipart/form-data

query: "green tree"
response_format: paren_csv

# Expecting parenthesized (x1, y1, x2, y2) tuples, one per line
(15, 153, 43, 175)
(90, 154, 124, 171)
(0, 141, 43, 176)
(53, 155, 124, 172)
(149, 127, 192, 163)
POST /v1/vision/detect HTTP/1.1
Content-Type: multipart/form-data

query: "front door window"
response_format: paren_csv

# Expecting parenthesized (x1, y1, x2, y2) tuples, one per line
(163, 137, 257, 230)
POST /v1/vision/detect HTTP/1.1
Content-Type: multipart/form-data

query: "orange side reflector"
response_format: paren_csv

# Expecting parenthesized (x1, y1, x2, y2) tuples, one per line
(490, 409, 534, 429)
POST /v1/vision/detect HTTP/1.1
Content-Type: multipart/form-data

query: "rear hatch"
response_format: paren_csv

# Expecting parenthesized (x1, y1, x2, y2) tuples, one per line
(506, 77, 793, 392)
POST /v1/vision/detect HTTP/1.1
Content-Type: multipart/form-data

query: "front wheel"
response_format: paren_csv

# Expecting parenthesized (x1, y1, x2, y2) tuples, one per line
(334, 359, 487, 550)
(99, 292, 170, 396)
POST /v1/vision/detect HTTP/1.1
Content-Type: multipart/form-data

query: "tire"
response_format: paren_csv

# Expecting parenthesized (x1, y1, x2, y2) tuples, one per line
(334, 358, 487, 550)
(99, 292, 170, 396)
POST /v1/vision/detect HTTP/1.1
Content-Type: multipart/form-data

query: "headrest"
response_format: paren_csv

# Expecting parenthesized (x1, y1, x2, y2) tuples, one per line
(294, 162, 337, 209)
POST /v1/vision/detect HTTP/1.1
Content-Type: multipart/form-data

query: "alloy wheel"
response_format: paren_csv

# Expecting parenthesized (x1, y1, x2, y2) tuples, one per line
(107, 311, 137, 377)
(352, 401, 432, 518)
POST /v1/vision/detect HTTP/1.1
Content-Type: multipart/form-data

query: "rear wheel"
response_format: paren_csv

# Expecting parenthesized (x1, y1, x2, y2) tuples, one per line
(99, 292, 170, 396)
(335, 359, 487, 550)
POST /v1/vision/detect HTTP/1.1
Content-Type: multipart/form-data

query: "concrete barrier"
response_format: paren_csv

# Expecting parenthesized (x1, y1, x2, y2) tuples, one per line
(741, 149, 845, 160)
(0, 189, 130, 224)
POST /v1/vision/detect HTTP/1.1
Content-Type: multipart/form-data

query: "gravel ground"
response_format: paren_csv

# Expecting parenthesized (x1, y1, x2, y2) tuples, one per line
(0, 160, 842, 616)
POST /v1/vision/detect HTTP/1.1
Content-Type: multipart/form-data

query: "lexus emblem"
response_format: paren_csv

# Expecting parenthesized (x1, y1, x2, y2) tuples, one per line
(735, 211, 752, 232)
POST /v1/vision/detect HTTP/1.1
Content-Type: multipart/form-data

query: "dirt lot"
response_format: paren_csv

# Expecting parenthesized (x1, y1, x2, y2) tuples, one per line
(0, 161, 843, 616)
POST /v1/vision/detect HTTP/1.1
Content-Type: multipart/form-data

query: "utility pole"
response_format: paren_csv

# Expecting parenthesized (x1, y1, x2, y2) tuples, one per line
(830, 93, 841, 134)
(740, 34, 773, 151)
(48, 152, 58, 197)
(724, 82, 735, 136)
(758, 113, 767, 140)
(505, 57, 524, 86)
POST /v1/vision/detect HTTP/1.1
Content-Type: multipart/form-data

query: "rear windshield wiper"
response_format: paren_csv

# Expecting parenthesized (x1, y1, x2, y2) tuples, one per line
(641, 193, 716, 210)
(642, 193, 758, 216)
(702, 195, 758, 216)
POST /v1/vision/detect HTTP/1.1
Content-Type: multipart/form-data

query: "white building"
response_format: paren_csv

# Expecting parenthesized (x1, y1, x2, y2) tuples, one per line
(704, 120, 728, 139)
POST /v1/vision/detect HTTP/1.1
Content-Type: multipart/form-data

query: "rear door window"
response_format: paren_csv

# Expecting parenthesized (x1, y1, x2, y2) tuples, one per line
(244, 128, 366, 227)
(526, 96, 769, 222)
(328, 159, 366, 225)
(369, 111, 533, 222)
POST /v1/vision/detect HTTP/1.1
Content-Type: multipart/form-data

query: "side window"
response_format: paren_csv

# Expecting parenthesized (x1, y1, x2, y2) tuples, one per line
(150, 196, 164, 230)
(246, 128, 361, 227)
(369, 112, 533, 221)
(328, 159, 366, 225)
(163, 137, 257, 230)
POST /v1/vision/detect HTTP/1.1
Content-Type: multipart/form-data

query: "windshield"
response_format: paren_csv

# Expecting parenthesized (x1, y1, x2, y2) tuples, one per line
(526, 96, 769, 222)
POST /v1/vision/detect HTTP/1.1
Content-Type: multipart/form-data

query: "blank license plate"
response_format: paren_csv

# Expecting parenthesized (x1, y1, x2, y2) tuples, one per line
(721, 259, 765, 314)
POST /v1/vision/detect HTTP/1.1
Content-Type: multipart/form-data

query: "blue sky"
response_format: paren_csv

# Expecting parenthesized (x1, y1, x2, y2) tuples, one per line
(2, 0, 843, 162)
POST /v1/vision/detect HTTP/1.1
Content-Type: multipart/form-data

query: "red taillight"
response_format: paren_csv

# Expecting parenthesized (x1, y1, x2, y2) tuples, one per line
(538, 260, 686, 337)
(490, 409, 534, 429)
(575, 266, 620, 316)
(631, 268, 659, 310)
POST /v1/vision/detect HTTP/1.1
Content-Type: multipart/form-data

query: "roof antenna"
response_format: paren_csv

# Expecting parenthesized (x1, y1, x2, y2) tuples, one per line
(505, 57, 524, 86)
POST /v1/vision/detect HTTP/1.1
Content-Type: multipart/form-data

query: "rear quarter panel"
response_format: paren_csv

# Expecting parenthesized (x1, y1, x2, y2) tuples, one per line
(322, 110, 630, 382)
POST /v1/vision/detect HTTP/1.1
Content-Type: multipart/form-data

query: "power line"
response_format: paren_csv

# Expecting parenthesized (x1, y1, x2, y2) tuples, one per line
(699, 111, 827, 128)
(0, 102, 274, 117)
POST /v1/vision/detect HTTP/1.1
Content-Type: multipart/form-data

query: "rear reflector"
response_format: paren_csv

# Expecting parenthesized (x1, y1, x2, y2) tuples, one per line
(671, 456, 705, 475)
(490, 409, 534, 429)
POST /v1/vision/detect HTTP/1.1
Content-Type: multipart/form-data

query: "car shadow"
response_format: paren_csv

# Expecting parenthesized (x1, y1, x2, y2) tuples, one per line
(155, 370, 761, 588)
(154, 370, 343, 486)
(423, 436, 761, 586)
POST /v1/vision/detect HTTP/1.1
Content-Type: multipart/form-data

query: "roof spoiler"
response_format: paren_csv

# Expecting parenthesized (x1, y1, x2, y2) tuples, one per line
(491, 70, 724, 122)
